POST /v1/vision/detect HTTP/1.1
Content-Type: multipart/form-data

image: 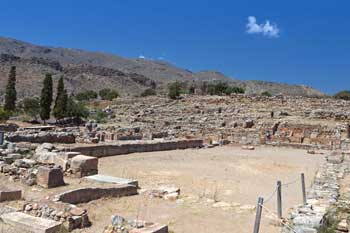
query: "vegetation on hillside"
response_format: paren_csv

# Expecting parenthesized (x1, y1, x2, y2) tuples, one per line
(206, 82, 245, 96)
(99, 88, 119, 101)
(334, 90, 350, 100)
(75, 90, 98, 101)
(168, 81, 181, 99)
(261, 91, 272, 97)
(140, 88, 157, 97)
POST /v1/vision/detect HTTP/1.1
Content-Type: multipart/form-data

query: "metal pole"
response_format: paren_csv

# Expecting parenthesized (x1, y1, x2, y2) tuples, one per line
(301, 173, 307, 205)
(277, 181, 282, 219)
(253, 197, 264, 233)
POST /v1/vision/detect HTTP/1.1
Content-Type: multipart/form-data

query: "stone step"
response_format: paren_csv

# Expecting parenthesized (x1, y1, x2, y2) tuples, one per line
(1, 212, 63, 233)
(84, 174, 138, 187)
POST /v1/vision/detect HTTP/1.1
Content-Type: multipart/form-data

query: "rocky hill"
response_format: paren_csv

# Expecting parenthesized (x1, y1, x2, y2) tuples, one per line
(0, 36, 325, 99)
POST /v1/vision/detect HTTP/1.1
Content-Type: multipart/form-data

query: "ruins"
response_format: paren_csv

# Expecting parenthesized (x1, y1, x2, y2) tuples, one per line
(1, 94, 350, 232)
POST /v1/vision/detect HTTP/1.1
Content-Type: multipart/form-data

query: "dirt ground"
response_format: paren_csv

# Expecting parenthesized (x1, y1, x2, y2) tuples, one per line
(81, 145, 323, 233)
(0, 145, 324, 233)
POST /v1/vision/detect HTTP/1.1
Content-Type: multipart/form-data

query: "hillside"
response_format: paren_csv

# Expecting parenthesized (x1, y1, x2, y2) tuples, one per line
(0, 36, 325, 99)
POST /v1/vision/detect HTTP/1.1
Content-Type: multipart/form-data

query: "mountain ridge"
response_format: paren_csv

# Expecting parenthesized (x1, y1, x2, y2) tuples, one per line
(0, 36, 325, 98)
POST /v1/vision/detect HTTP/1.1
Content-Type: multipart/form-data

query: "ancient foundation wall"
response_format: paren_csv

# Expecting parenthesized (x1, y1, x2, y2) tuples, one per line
(6, 132, 76, 144)
(67, 139, 203, 158)
(258, 122, 350, 150)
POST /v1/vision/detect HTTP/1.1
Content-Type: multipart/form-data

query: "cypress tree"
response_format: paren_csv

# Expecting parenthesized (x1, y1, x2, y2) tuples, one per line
(53, 77, 67, 119)
(4, 66, 17, 111)
(40, 73, 53, 123)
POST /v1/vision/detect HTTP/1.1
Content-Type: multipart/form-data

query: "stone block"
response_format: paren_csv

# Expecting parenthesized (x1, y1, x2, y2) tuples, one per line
(1, 211, 62, 233)
(0, 189, 22, 202)
(55, 184, 137, 204)
(37, 166, 65, 188)
(84, 174, 138, 187)
(71, 155, 98, 177)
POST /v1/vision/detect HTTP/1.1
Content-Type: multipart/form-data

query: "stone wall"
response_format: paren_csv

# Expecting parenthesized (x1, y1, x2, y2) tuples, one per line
(6, 132, 76, 144)
(258, 122, 350, 150)
(282, 152, 347, 232)
(66, 139, 203, 158)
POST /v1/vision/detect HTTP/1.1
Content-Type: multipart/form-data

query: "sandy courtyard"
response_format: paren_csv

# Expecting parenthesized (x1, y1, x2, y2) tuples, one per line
(75, 145, 323, 233)
(0, 145, 324, 233)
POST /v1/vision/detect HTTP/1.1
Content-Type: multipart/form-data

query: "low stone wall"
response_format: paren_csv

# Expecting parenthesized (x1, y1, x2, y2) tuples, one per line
(54, 184, 138, 204)
(6, 132, 76, 144)
(66, 139, 203, 158)
(0, 124, 18, 132)
(282, 152, 347, 232)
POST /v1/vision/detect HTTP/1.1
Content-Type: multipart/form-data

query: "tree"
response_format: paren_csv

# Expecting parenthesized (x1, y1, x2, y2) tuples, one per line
(40, 73, 53, 122)
(23, 97, 40, 120)
(168, 81, 181, 99)
(66, 97, 89, 118)
(53, 77, 68, 119)
(99, 88, 119, 100)
(4, 66, 17, 111)
(334, 90, 350, 100)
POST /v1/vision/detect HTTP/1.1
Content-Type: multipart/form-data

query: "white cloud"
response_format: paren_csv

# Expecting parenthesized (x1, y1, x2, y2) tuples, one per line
(246, 16, 279, 38)
(138, 54, 146, 59)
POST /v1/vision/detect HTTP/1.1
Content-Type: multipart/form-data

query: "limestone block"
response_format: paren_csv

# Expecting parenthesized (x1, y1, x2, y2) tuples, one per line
(37, 166, 65, 188)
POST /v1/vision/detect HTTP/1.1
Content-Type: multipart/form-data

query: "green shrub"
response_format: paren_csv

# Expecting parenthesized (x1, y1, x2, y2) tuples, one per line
(75, 90, 98, 101)
(99, 88, 119, 101)
(23, 97, 40, 120)
(0, 107, 10, 123)
(207, 82, 245, 95)
(140, 88, 156, 97)
(224, 86, 245, 95)
(168, 81, 181, 99)
(334, 90, 350, 100)
(91, 110, 108, 123)
(65, 97, 89, 118)
(261, 91, 272, 97)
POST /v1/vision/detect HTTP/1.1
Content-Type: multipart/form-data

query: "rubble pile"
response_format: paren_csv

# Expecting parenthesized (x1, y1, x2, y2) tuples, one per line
(282, 151, 348, 232)
(22, 202, 90, 231)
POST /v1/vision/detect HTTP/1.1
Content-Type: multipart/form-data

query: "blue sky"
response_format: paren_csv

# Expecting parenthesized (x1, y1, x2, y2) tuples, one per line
(1, 0, 349, 94)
